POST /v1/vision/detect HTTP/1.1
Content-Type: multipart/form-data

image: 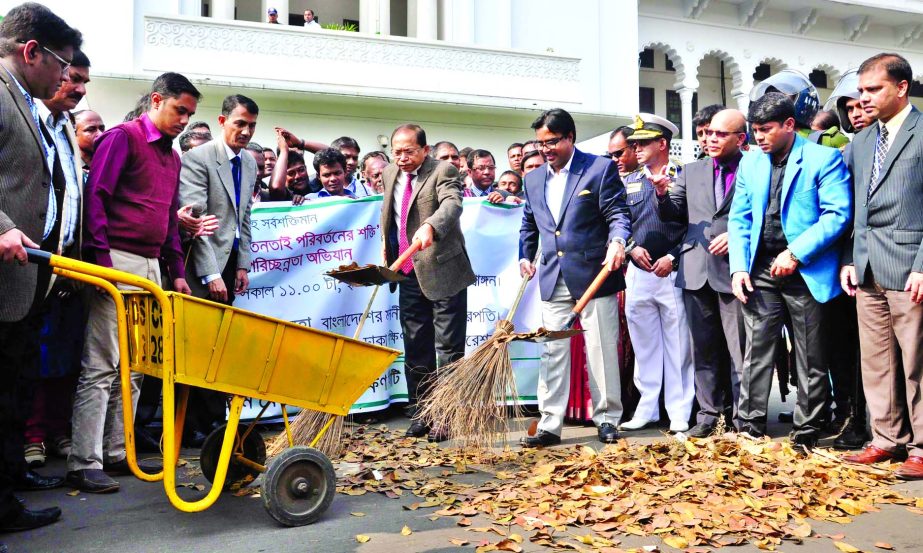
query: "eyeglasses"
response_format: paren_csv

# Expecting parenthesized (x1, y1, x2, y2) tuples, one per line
(536, 137, 565, 150)
(391, 147, 421, 158)
(703, 129, 742, 139)
(603, 149, 626, 159)
(41, 46, 71, 73)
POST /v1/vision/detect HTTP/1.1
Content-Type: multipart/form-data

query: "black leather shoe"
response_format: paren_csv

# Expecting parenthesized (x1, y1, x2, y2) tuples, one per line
(66, 469, 119, 494)
(14, 470, 64, 491)
(792, 433, 818, 452)
(833, 417, 871, 451)
(687, 423, 717, 438)
(427, 427, 449, 443)
(520, 430, 561, 448)
(405, 421, 430, 438)
(778, 411, 794, 423)
(0, 505, 61, 532)
(597, 423, 619, 444)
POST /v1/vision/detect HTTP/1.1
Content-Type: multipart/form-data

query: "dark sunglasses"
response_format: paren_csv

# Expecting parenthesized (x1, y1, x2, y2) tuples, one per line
(602, 148, 627, 159)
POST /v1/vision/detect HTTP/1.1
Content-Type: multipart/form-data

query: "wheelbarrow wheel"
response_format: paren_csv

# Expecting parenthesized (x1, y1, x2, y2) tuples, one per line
(200, 423, 266, 490)
(262, 446, 335, 527)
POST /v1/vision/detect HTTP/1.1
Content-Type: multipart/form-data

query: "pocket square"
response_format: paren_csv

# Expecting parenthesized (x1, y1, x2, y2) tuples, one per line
(577, 189, 592, 196)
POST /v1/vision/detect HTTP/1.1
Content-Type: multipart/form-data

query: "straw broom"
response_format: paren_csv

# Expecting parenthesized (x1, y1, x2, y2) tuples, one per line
(416, 262, 536, 450)
(268, 244, 421, 458)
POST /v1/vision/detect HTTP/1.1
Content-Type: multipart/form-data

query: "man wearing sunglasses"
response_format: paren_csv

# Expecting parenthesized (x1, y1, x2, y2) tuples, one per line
(0, 2, 82, 535)
(656, 109, 748, 438)
(605, 126, 639, 178)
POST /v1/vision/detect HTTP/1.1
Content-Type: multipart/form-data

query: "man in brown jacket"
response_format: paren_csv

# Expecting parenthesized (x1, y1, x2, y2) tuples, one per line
(0, 2, 82, 535)
(381, 124, 475, 442)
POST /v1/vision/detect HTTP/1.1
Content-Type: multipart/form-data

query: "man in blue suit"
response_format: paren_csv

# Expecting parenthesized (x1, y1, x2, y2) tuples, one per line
(519, 108, 631, 446)
(728, 92, 852, 449)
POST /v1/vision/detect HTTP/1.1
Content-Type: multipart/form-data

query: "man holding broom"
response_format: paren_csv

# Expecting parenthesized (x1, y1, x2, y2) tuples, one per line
(519, 108, 631, 446)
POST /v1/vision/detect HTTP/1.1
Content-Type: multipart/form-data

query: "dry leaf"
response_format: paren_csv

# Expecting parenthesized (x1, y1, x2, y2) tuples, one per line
(874, 543, 894, 550)
(401, 525, 412, 536)
(66, 490, 80, 497)
(833, 542, 861, 553)
(350, 512, 366, 517)
(458, 517, 472, 526)
(495, 539, 523, 552)
(662, 535, 689, 550)
(450, 538, 469, 546)
(355, 535, 370, 543)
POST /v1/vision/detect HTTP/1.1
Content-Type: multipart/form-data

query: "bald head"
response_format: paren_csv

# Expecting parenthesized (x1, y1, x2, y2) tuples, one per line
(704, 109, 747, 161)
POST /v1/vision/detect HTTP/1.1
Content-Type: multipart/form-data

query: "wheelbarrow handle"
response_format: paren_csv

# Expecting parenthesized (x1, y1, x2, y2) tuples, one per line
(388, 240, 423, 273)
(562, 265, 613, 329)
(25, 247, 52, 265)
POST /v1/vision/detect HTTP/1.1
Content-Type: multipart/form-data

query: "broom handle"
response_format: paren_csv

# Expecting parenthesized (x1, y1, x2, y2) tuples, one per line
(562, 265, 613, 329)
(505, 250, 541, 323)
(388, 240, 423, 273)
(353, 284, 379, 339)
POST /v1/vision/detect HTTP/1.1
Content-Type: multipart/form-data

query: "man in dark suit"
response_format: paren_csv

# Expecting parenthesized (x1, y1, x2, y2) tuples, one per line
(380, 124, 475, 442)
(0, 2, 83, 534)
(656, 108, 748, 437)
(728, 93, 852, 449)
(840, 54, 923, 479)
(519, 108, 630, 446)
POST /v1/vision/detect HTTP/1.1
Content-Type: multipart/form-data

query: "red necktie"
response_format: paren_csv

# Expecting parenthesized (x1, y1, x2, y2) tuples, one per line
(398, 172, 414, 274)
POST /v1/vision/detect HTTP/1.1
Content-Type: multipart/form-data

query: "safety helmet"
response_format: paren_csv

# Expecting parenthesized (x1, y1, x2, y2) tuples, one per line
(750, 69, 821, 128)
(824, 69, 861, 133)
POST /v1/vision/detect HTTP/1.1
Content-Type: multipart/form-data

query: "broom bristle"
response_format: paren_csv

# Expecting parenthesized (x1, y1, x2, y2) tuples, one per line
(267, 409, 346, 459)
(417, 320, 521, 450)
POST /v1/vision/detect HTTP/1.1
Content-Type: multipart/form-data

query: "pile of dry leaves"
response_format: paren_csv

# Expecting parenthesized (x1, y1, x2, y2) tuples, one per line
(333, 426, 921, 551)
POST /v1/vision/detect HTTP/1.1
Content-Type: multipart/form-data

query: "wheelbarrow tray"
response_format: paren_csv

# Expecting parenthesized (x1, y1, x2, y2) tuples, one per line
(123, 291, 400, 417)
(324, 262, 408, 287)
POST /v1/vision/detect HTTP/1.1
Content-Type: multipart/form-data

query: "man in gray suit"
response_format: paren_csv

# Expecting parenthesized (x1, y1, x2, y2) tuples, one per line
(180, 94, 257, 305)
(0, 2, 82, 533)
(381, 124, 475, 442)
(841, 53, 923, 479)
(656, 109, 748, 437)
(179, 95, 258, 442)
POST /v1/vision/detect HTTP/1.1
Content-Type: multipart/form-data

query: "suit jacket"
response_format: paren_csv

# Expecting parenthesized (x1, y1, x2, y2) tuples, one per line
(381, 156, 474, 300)
(846, 107, 923, 291)
(659, 158, 736, 293)
(519, 149, 631, 301)
(179, 139, 255, 297)
(0, 67, 55, 322)
(728, 134, 852, 303)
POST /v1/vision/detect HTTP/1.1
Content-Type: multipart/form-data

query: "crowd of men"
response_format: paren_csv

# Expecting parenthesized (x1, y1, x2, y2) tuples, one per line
(1, 2, 923, 547)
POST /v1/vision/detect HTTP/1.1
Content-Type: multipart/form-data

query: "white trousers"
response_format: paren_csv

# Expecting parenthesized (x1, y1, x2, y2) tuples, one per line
(537, 275, 622, 436)
(625, 264, 695, 423)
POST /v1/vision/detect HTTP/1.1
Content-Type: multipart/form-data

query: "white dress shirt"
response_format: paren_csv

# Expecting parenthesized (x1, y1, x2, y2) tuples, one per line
(544, 149, 575, 225)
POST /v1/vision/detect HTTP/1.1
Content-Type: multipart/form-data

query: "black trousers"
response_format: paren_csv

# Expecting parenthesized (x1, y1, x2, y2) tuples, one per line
(683, 283, 745, 428)
(822, 293, 865, 422)
(739, 257, 828, 437)
(398, 272, 467, 409)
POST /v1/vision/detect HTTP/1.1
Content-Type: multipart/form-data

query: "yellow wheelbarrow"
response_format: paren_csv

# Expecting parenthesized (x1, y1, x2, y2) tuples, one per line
(27, 249, 400, 526)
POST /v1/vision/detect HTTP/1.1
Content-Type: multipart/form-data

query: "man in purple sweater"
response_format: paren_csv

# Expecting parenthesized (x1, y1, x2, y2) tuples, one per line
(66, 73, 199, 494)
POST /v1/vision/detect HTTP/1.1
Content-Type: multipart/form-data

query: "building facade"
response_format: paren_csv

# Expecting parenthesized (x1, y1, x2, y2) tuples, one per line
(3, 0, 920, 166)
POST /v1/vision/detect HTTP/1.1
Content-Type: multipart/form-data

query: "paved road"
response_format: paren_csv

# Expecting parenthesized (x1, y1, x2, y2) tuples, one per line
(8, 397, 923, 553)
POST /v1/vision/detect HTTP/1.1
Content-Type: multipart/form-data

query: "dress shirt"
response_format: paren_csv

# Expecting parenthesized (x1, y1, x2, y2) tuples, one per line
(39, 104, 80, 249)
(544, 150, 575, 224)
(202, 143, 244, 285)
(83, 113, 185, 279)
(393, 169, 419, 229)
(346, 176, 372, 198)
(5, 67, 56, 240)
(308, 189, 356, 200)
(760, 151, 790, 257)
(713, 151, 742, 197)
(880, 103, 913, 151)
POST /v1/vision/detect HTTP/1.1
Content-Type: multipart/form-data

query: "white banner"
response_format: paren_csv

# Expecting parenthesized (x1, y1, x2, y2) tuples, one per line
(234, 197, 542, 420)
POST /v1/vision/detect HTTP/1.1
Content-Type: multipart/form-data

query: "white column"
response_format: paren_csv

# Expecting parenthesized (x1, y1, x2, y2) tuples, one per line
(379, 0, 391, 35)
(360, 0, 375, 34)
(414, 0, 438, 41)
(441, 0, 474, 43)
(177, 0, 200, 17)
(211, 0, 235, 19)
(678, 87, 697, 163)
(492, 0, 511, 49)
(734, 92, 750, 115)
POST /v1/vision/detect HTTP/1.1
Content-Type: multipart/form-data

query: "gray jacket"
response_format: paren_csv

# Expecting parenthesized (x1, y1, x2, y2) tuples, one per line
(381, 157, 475, 300)
(846, 107, 923, 290)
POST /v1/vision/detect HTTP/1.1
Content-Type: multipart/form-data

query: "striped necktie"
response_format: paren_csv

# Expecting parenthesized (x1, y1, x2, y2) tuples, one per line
(398, 172, 415, 274)
(868, 125, 889, 199)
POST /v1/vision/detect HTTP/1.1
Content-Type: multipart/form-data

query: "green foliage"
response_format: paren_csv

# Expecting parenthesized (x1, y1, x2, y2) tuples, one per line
(320, 22, 358, 32)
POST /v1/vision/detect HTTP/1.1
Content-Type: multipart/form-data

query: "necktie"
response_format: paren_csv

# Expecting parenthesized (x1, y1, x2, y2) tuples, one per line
(714, 163, 727, 207)
(868, 125, 889, 199)
(231, 155, 241, 251)
(398, 172, 415, 274)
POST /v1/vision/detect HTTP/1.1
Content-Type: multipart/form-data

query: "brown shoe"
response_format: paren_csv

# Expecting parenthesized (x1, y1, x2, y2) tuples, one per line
(895, 456, 923, 480)
(842, 445, 901, 464)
